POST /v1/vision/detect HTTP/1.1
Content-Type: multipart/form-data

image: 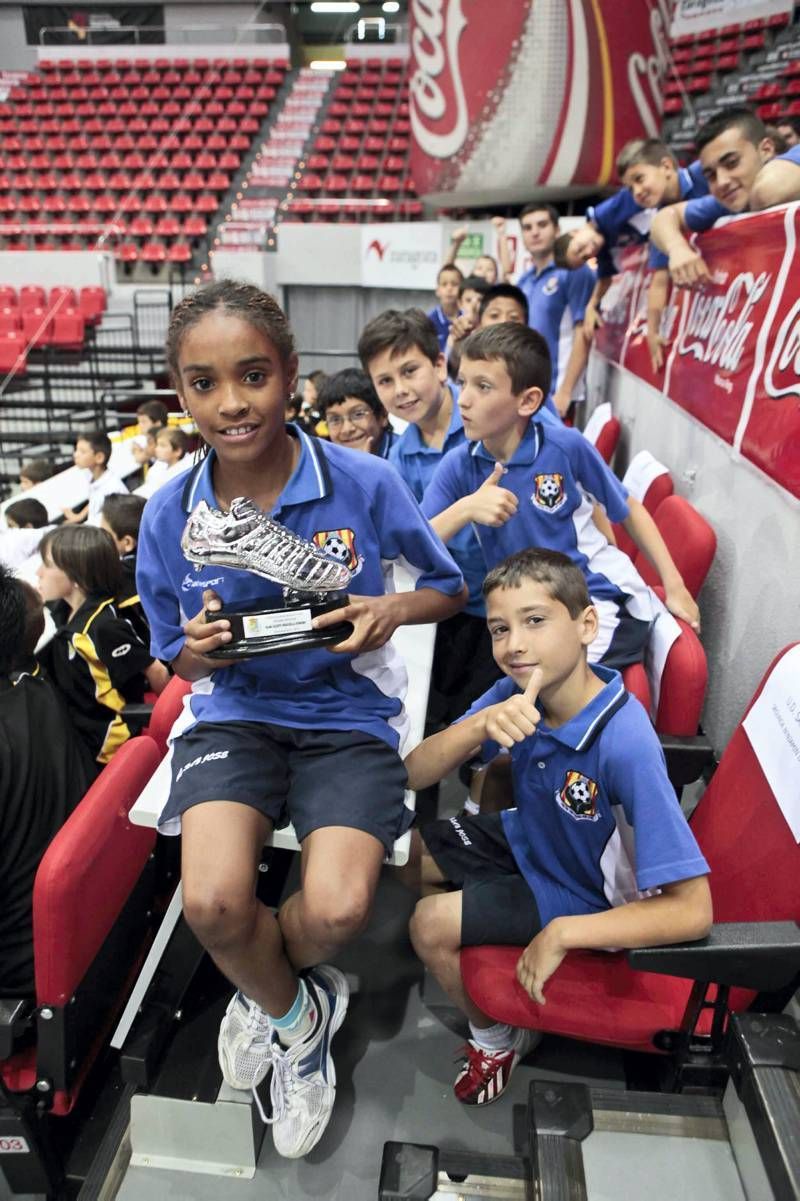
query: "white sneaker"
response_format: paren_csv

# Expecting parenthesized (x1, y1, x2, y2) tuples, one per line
(267, 965, 349, 1159)
(217, 991, 273, 1091)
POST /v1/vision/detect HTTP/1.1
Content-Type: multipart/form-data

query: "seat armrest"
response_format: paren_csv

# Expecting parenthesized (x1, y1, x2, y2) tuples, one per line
(0, 997, 35, 1059)
(659, 734, 715, 787)
(123, 702, 155, 724)
(627, 921, 800, 992)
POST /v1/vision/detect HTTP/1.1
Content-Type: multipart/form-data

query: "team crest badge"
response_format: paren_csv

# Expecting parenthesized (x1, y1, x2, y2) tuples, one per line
(312, 528, 362, 575)
(556, 770, 599, 821)
(542, 275, 559, 296)
(531, 473, 566, 512)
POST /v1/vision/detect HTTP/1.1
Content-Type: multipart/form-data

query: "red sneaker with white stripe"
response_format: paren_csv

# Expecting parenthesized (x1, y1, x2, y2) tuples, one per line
(453, 1029, 540, 1106)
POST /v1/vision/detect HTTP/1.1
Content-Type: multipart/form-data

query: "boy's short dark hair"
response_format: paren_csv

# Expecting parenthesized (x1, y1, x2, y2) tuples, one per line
(5, 498, 48, 529)
(358, 308, 441, 370)
(695, 107, 766, 153)
(777, 114, 800, 137)
(483, 548, 590, 618)
(459, 274, 491, 300)
(136, 399, 170, 425)
(317, 368, 385, 419)
(519, 201, 560, 226)
(553, 232, 575, 270)
(39, 526, 121, 598)
(437, 264, 463, 284)
(616, 137, 677, 178)
(461, 322, 552, 396)
(0, 563, 26, 676)
(77, 430, 112, 466)
(19, 459, 54, 485)
(18, 579, 45, 660)
(477, 284, 530, 324)
(156, 427, 188, 456)
(101, 493, 147, 543)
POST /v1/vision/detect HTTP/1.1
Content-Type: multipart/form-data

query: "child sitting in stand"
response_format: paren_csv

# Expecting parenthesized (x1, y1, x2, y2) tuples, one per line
(62, 431, 127, 526)
(100, 493, 150, 645)
(37, 525, 168, 768)
(401, 548, 712, 1105)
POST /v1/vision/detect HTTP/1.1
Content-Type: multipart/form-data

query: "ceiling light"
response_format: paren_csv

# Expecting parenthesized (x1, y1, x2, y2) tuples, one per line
(310, 59, 347, 70)
(383, 1, 400, 10)
(310, 2, 360, 12)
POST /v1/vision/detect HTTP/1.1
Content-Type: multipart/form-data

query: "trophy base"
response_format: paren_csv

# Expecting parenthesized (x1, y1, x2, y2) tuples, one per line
(205, 594, 353, 659)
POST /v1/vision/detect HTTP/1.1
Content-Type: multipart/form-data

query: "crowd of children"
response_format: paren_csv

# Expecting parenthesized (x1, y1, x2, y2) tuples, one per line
(5, 98, 796, 1170)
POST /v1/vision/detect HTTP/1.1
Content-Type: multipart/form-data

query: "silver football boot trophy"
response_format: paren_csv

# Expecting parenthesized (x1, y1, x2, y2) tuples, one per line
(181, 497, 353, 658)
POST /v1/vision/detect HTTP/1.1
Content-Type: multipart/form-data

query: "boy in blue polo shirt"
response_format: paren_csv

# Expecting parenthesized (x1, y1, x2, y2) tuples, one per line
(402, 547, 712, 1106)
(515, 203, 595, 417)
(428, 264, 463, 352)
(422, 323, 700, 669)
(358, 308, 499, 725)
(136, 281, 465, 1160)
(650, 108, 800, 289)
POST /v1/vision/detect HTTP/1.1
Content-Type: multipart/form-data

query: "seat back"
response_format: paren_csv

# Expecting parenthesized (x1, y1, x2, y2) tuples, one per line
(655, 617, 708, 736)
(690, 645, 800, 925)
(634, 495, 716, 598)
(34, 735, 159, 1007)
(146, 673, 192, 756)
(613, 451, 674, 558)
(582, 402, 620, 464)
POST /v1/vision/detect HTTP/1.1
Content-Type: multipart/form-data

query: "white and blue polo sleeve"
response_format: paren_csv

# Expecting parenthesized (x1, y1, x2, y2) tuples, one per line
(454, 675, 516, 762)
(370, 461, 465, 596)
(601, 706, 710, 892)
(135, 486, 188, 663)
(684, 195, 729, 232)
(566, 264, 596, 322)
(566, 429, 631, 523)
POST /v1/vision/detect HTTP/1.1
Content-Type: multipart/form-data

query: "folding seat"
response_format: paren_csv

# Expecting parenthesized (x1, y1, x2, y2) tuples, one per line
(115, 240, 139, 265)
(67, 194, 92, 216)
(194, 194, 218, 214)
(323, 173, 349, 194)
(351, 173, 375, 194)
(129, 215, 154, 239)
(83, 172, 106, 192)
(195, 151, 217, 171)
(153, 214, 180, 239)
(17, 194, 41, 216)
(0, 737, 158, 1194)
(375, 103, 395, 118)
(99, 150, 121, 170)
(345, 118, 367, 135)
(219, 151, 240, 172)
(194, 116, 214, 133)
(92, 191, 119, 212)
(108, 171, 133, 192)
(612, 452, 674, 559)
(636, 496, 715, 602)
(142, 71, 159, 87)
(399, 199, 423, 218)
(167, 241, 192, 265)
(331, 153, 355, 173)
(50, 308, 86, 349)
(230, 135, 250, 151)
(119, 193, 141, 213)
(216, 86, 235, 102)
(184, 70, 202, 87)
(121, 69, 141, 86)
(206, 101, 225, 118)
(315, 134, 337, 153)
(0, 286, 17, 305)
(182, 214, 207, 240)
(757, 102, 781, 120)
(143, 193, 168, 214)
(715, 54, 739, 72)
(0, 195, 17, 215)
(461, 646, 800, 1064)
(389, 135, 410, 152)
(140, 101, 160, 118)
(368, 119, 389, 134)
(21, 306, 53, 346)
(162, 72, 181, 87)
(134, 171, 157, 192)
(687, 75, 711, 94)
(385, 154, 406, 173)
(742, 33, 766, 51)
(0, 172, 11, 192)
(75, 149, 98, 171)
(298, 172, 324, 193)
(0, 309, 20, 333)
(170, 191, 193, 213)
(43, 194, 67, 217)
(159, 171, 182, 193)
(787, 99, 800, 116)
(378, 174, 401, 194)
(321, 118, 342, 135)
(755, 81, 781, 99)
(784, 59, 800, 77)
(182, 170, 205, 192)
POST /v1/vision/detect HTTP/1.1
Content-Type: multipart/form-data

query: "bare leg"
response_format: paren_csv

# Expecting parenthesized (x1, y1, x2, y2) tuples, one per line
(279, 825, 385, 971)
(475, 755, 515, 815)
(410, 891, 494, 1028)
(394, 828, 450, 895)
(181, 801, 297, 1015)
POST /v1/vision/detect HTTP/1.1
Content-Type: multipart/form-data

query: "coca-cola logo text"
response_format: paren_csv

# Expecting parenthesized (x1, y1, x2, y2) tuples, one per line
(764, 296, 800, 400)
(409, 0, 469, 160)
(627, 1, 670, 136)
(677, 271, 771, 373)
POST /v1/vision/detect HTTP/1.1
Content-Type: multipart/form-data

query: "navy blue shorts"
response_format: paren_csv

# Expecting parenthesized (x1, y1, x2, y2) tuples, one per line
(162, 720, 411, 855)
(421, 813, 542, 947)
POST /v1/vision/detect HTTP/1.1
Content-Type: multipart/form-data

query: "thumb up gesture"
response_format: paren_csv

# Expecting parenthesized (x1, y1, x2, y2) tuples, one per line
(467, 461, 519, 527)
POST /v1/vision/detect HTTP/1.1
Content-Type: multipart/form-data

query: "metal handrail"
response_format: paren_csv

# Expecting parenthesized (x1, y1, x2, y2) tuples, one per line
(38, 23, 286, 47)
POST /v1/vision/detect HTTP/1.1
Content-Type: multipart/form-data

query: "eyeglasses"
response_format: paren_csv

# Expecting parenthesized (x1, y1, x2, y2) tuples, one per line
(326, 407, 375, 430)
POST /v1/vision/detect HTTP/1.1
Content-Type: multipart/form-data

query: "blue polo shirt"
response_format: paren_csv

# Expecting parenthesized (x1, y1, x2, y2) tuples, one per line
(421, 415, 656, 618)
(389, 388, 486, 616)
(376, 426, 397, 459)
(589, 161, 709, 275)
(427, 304, 455, 352)
(515, 260, 596, 395)
(136, 426, 464, 751)
(461, 666, 709, 925)
(684, 144, 800, 232)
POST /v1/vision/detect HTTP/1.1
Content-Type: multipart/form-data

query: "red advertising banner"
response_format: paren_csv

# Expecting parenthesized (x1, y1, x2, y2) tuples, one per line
(594, 205, 800, 500)
(409, 0, 671, 206)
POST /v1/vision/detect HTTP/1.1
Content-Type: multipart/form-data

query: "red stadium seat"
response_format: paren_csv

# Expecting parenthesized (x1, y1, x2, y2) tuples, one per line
(78, 286, 107, 324)
(0, 330, 26, 374)
(634, 496, 716, 600)
(461, 646, 800, 1056)
(51, 309, 86, 349)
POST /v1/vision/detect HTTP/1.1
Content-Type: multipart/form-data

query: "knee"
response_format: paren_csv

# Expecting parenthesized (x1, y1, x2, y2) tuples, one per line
(183, 883, 257, 951)
(300, 886, 373, 949)
(409, 897, 448, 961)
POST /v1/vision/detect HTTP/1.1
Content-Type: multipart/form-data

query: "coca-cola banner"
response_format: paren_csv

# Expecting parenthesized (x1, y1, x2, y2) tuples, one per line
(409, 0, 670, 206)
(594, 205, 800, 500)
(671, 0, 793, 38)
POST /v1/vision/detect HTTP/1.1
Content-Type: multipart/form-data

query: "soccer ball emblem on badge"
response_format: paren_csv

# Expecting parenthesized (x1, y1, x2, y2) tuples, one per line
(532, 473, 566, 512)
(321, 534, 351, 563)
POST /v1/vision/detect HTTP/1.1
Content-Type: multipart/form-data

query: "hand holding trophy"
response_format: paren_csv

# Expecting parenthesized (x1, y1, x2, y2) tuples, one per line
(181, 497, 354, 658)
